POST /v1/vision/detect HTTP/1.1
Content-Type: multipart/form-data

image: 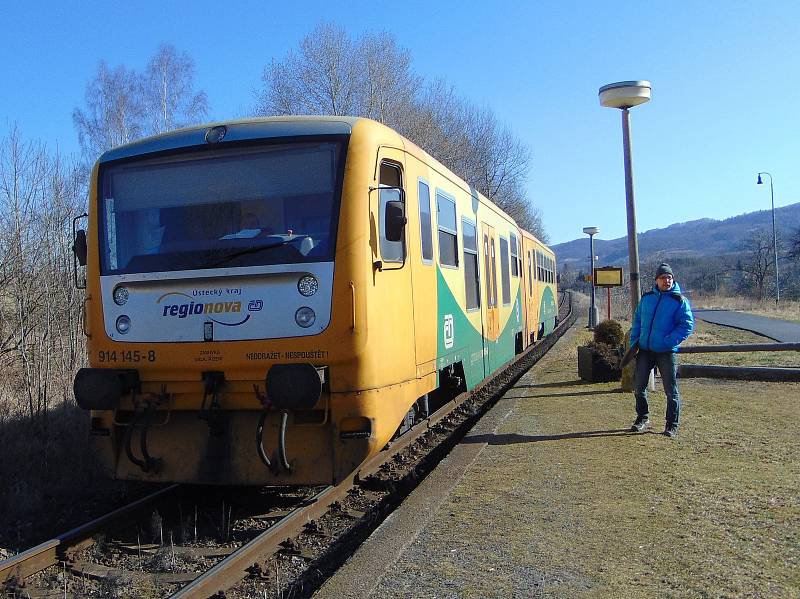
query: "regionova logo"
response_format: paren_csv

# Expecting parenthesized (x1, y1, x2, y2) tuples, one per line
(157, 292, 256, 327)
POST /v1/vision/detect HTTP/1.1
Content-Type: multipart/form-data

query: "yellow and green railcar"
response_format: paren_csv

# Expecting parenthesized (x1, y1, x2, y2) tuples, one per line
(72, 117, 557, 486)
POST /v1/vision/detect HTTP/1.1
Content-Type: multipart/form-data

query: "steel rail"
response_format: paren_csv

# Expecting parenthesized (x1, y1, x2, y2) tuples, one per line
(170, 292, 577, 598)
(0, 484, 180, 587)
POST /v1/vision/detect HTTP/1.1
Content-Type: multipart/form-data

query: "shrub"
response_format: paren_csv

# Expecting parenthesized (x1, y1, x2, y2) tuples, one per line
(594, 319, 624, 347)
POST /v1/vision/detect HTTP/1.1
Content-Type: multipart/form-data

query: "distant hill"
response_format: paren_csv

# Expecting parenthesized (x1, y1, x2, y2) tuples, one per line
(552, 202, 800, 268)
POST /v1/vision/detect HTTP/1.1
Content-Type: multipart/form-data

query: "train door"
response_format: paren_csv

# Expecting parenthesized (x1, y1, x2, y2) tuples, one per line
(521, 242, 532, 344)
(373, 155, 416, 382)
(481, 223, 499, 372)
(532, 248, 543, 340)
(525, 246, 535, 342)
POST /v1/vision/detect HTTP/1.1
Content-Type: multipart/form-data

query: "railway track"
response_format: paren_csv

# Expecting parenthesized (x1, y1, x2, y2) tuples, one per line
(2, 292, 576, 599)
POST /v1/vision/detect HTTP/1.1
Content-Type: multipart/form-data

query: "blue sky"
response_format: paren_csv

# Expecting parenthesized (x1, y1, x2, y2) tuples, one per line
(3, 1, 798, 244)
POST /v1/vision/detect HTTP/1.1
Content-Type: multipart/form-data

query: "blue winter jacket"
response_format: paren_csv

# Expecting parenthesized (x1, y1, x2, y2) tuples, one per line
(630, 281, 694, 353)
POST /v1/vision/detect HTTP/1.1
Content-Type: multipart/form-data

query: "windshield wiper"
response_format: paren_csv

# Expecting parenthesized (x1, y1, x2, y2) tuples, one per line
(208, 237, 304, 268)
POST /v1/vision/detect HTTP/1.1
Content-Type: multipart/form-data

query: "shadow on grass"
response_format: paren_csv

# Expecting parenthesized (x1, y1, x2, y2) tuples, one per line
(0, 401, 148, 552)
(516, 379, 594, 389)
(462, 428, 637, 444)
(513, 389, 623, 399)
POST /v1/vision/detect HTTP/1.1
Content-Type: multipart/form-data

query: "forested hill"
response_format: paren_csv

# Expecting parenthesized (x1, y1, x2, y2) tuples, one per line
(553, 202, 800, 266)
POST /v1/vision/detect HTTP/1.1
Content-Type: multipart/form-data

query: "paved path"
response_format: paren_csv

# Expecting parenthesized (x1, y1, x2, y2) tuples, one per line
(692, 309, 800, 342)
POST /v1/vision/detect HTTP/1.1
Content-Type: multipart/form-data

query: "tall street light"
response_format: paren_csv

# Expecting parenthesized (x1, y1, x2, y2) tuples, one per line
(583, 226, 599, 328)
(599, 81, 651, 316)
(757, 172, 779, 304)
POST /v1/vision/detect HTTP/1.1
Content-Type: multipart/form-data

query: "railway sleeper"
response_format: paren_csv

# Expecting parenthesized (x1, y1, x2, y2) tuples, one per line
(66, 560, 198, 584)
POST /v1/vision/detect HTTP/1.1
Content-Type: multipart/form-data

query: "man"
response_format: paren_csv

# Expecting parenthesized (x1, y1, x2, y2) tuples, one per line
(629, 263, 694, 438)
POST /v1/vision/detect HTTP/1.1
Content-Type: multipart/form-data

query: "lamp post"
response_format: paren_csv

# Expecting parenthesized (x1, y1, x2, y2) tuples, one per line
(757, 172, 779, 304)
(599, 80, 651, 315)
(583, 226, 599, 328)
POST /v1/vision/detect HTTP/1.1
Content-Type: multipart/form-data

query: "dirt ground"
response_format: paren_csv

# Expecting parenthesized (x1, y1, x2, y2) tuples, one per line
(373, 324, 799, 598)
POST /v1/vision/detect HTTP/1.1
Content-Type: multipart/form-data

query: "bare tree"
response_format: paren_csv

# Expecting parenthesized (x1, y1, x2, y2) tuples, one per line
(0, 126, 85, 419)
(144, 43, 208, 135)
(358, 32, 420, 127)
(74, 45, 209, 161)
(788, 227, 800, 261)
(732, 229, 775, 300)
(258, 23, 360, 116)
(255, 23, 547, 241)
(73, 61, 145, 160)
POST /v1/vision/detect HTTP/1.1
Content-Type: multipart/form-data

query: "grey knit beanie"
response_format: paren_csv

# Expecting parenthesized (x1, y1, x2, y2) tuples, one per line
(655, 263, 673, 278)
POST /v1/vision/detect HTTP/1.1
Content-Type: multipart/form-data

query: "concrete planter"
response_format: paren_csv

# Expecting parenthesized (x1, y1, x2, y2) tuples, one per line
(578, 345, 622, 382)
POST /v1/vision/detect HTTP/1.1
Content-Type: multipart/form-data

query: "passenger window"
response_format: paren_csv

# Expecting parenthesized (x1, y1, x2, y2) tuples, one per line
(510, 233, 519, 277)
(537, 251, 543, 281)
(500, 237, 511, 305)
(379, 162, 404, 263)
(463, 220, 479, 310)
(418, 180, 433, 262)
(436, 191, 458, 267)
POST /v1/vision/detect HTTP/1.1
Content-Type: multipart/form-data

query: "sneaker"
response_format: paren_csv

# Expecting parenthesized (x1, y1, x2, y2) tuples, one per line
(664, 425, 678, 438)
(630, 416, 650, 432)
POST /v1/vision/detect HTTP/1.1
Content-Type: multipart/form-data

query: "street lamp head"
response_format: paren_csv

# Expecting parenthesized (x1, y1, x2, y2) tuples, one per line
(599, 81, 651, 109)
(757, 174, 763, 185)
(583, 226, 599, 236)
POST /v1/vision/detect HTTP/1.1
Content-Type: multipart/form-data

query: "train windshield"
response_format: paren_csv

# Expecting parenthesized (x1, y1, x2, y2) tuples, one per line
(98, 140, 345, 275)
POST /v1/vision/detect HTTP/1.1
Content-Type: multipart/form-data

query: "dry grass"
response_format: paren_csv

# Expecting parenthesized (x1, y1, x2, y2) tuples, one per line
(369, 322, 798, 597)
(685, 320, 800, 367)
(694, 294, 800, 323)
(0, 401, 142, 554)
(478, 327, 800, 597)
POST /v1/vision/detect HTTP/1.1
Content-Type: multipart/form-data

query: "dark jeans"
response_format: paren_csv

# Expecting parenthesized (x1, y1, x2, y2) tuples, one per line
(634, 349, 680, 427)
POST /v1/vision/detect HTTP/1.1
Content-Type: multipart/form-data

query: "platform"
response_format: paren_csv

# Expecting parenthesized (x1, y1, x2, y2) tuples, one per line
(315, 323, 799, 598)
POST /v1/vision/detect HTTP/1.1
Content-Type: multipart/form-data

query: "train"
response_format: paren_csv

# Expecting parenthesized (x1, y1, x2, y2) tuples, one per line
(71, 116, 557, 486)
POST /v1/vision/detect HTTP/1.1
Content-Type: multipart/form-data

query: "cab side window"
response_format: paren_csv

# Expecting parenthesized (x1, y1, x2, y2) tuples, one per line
(379, 162, 404, 263)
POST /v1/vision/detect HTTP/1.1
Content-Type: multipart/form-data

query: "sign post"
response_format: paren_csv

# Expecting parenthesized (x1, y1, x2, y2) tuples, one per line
(593, 266, 623, 321)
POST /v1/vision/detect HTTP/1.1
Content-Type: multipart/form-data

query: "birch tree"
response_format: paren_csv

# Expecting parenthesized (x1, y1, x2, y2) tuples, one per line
(144, 43, 209, 135)
(74, 45, 208, 161)
(72, 61, 145, 160)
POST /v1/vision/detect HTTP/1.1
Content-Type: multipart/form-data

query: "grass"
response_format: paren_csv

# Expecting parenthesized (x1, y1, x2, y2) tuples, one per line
(372, 322, 799, 597)
(694, 294, 800, 323)
(684, 320, 800, 367)
(492, 327, 800, 597)
(0, 400, 144, 554)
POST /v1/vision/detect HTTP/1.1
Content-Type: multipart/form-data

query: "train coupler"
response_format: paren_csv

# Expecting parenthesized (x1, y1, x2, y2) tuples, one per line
(123, 388, 167, 474)
(199, 371, 226, 436)
(253, 385, 293, 474)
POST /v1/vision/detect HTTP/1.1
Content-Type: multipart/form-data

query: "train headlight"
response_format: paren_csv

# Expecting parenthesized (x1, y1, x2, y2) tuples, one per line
(295, 307, 316, 328)
(116, 315, 131, 334)
(297, 275, 318, 297)
(113, 286, 129, 306)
